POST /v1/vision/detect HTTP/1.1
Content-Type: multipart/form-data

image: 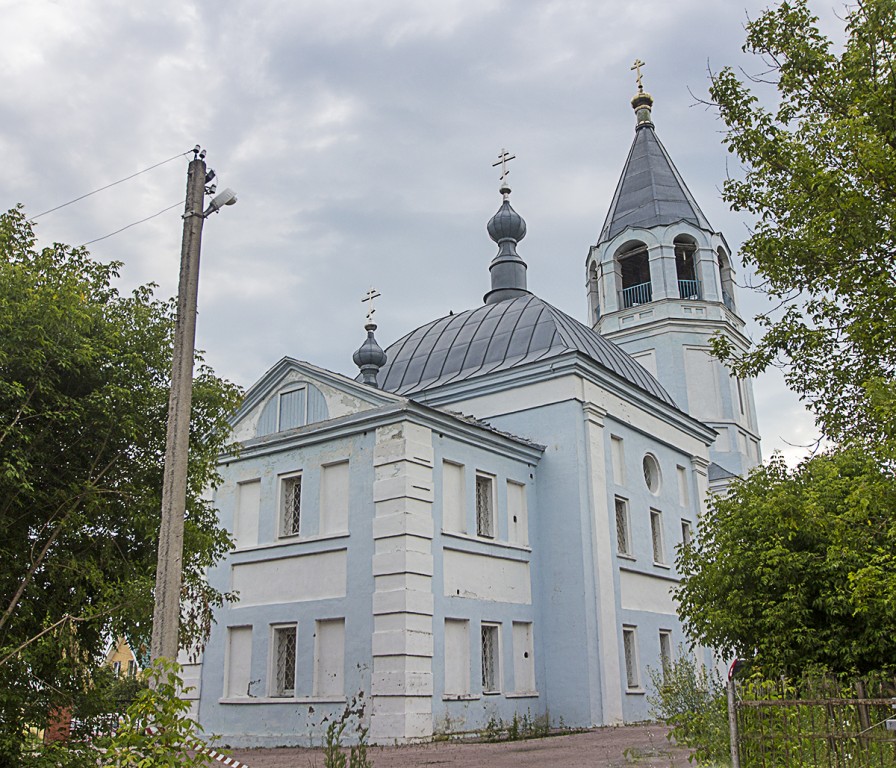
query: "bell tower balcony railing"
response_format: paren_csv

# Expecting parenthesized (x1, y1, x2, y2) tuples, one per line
(621, 282, 652, 308)
(678, 279, 702, 300)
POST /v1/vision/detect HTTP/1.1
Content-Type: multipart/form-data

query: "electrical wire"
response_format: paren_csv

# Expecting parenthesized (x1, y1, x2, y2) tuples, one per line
(28, 151, 190, 221)
(81, 200, 185, 247)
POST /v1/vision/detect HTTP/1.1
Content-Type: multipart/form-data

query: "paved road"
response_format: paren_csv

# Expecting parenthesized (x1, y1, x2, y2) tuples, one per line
(227, 724, 693, 767)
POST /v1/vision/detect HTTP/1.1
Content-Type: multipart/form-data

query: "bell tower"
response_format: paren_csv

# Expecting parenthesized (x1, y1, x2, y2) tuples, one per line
(588, 72, 760, 485)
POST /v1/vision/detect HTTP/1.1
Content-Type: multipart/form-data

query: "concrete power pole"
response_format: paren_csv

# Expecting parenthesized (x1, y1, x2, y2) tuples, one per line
(150, 150, 208, 663)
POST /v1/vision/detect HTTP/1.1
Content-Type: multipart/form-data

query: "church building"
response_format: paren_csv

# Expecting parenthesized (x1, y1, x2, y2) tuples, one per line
(188, 83, 760, 747)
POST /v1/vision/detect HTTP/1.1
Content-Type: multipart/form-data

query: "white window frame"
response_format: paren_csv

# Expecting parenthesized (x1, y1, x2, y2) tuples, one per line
(480, 622, 501, 694)
(650, 508, 666, 565)
(615, 496, 632, 557)
(280, 472, 303, 538)
(681, 519, 693, 548)
(642, 453, 662, 495)
(270, 623, 298, 698)
(659, 629, 673, 678)
(622, 625, 640, 690)
(475, 472, 496, 539)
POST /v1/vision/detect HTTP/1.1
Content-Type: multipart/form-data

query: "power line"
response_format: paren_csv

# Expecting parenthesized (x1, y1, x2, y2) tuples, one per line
(29, 151, 190, 221)
(81, 200, 184, 247)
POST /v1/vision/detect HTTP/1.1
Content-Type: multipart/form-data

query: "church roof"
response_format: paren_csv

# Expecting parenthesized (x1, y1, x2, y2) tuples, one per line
(598, 119, 713, 244)
(375, 293, 676, 406)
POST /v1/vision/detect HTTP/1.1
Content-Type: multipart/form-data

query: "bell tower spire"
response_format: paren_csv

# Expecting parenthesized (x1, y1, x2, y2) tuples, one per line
(587, 78, 761, 487)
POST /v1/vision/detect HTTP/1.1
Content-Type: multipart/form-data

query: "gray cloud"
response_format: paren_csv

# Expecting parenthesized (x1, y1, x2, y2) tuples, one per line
(1, 0, 839, 462)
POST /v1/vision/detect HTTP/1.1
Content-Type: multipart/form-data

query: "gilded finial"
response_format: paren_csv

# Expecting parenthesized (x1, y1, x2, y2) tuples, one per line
(631, 58, 646, 92)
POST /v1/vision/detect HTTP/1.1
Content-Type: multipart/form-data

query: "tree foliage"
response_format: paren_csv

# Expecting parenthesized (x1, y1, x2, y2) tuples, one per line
(675, 450, 896, 676)
(709, 0, 896, 452)
(0, 207, 242, 761)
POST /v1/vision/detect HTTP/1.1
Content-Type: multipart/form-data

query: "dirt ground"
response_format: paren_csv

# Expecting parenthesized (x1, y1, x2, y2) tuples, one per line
(227, 723, 693, 767)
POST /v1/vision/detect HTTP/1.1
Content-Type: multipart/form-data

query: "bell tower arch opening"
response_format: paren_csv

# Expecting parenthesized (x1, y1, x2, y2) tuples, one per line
(717, 247, 736, 312)
(617, 241, 651, 308)
(674, 236, 700, 300)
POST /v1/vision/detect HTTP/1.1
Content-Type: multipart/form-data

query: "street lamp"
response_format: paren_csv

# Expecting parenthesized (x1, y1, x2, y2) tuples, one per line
(150, 147, 237, 663)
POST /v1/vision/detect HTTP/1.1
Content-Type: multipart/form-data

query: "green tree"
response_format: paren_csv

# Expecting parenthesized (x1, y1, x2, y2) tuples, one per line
(675, 449, 896, 676)
(0, 207, 242, 762)
(708, 0, 896, 453)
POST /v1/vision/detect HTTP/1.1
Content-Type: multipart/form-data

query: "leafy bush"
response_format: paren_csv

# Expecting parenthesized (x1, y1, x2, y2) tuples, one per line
(647, 650, 729, 766)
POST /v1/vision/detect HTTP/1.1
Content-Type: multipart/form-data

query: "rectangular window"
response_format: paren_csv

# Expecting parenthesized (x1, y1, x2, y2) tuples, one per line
(320, 461, 350, 535)
(314, 619, 345, 697)
(659, 630, 673, 678)
(615, 497, 631, 556)
(481, 623, 501, 693)
(281, 474, 302, 537)
(234, 479, 261, 548)
(611, 435, 625, 485)
(650, 509, 665, 564)
(507, 480, 528, 546)
(112, 661, 121, 676)
(512, 621, 535, 693)
(226, 625, 253, 698)
(676, 466, 689, 507)
(475, 474, 495, 539)
(681, 519, 693, 548)
(442, 461, 466, 534)
(444, 619, 470, 696)
(127, 659, 137, 677)
(623, 626, 640, 690)
(272, 625, 297, 697)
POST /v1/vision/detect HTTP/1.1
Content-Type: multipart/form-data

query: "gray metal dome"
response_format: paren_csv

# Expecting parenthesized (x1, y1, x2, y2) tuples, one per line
(375, 294, 676, 405)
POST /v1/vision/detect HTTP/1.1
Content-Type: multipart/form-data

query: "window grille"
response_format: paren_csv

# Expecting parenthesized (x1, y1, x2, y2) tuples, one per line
(623, 627, 639, 689)
(651, 509, 665, 564)
(481, 624, 499, 693)
(615, 497, 631, 555)
(274, 626, 297, 696)
(475, 475, 494, 538)
(281, 475, 302, 536)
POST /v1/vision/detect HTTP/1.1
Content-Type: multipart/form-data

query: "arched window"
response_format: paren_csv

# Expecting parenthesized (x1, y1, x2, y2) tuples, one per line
(618, 242, 651, 308)
(717, 248, 736, 311)
(674, 236, 700, 299)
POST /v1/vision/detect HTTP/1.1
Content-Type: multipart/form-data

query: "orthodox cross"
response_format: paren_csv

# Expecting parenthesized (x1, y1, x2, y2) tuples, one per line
(362, 287, 381, 324)
(492, 149, 516, 186)
(631, 58, 646, 91)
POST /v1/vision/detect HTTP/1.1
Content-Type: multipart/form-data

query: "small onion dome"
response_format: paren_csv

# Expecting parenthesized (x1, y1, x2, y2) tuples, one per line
(353, 323, 387, 387)
(631, 90, 654, 129)
(487, 197, 527, 244)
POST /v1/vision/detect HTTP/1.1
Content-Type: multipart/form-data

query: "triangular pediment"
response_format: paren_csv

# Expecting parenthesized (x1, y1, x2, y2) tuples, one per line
(230, 357, 401, 442)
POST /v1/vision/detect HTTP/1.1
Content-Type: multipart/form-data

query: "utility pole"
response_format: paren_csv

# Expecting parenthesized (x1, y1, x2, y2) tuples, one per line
(150, 149, 208, 663)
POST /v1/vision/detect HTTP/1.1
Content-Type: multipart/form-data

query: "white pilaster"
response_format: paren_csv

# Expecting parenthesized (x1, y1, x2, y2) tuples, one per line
(369, 421, 435, 742)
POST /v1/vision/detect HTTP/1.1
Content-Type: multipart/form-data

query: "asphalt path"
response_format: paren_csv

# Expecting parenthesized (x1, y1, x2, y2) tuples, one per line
(226, 723, 693, 767)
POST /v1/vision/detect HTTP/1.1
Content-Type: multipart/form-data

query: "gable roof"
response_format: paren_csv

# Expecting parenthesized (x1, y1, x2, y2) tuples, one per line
(599, 124, 713, 244)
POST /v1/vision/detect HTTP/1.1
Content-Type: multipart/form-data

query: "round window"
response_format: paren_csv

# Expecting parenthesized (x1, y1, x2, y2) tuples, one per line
(643, 454, 661, 494)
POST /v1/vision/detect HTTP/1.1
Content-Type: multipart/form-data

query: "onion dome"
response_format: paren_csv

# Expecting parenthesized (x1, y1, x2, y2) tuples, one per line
(353, 323, 387, 387)
(484, 182, 530, 305)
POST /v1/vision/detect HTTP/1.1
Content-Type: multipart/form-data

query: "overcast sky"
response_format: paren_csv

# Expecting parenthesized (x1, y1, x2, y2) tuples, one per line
(2, 0, 847, 464)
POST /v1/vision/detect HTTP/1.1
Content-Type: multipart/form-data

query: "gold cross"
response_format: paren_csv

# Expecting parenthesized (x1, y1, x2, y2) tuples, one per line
(631, 58, 646, 91)
(492, 148, 516, 185)
(362, 287, 381, 324)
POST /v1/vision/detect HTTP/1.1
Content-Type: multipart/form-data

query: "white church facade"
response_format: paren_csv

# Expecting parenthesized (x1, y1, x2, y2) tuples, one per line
(187, 86, 760, 747)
